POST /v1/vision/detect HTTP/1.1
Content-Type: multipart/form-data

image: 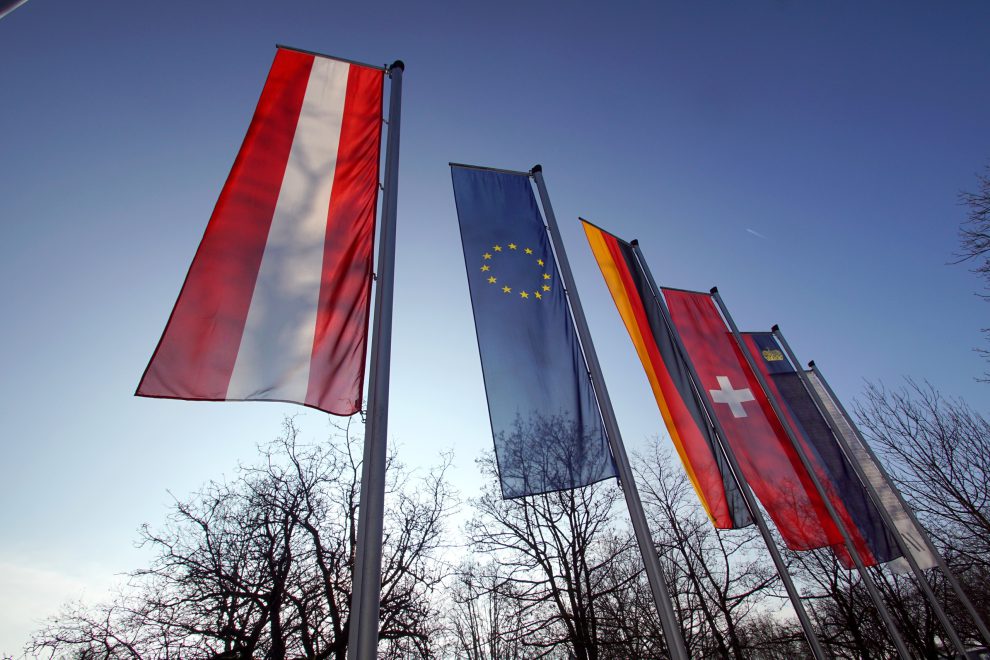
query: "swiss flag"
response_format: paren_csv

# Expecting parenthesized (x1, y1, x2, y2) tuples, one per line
(663, 289, 846, 552)
(137, 47, 384, 415)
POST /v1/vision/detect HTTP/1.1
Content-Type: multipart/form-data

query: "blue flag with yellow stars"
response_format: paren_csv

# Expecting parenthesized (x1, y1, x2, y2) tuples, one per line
(451, 164, 617, 498)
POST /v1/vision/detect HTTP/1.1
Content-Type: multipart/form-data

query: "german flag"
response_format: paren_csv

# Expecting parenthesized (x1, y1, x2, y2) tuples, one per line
(582, 220, 751, 529)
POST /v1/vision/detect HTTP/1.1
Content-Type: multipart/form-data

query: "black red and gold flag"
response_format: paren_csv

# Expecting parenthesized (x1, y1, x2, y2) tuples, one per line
(582, 221, 751, 529)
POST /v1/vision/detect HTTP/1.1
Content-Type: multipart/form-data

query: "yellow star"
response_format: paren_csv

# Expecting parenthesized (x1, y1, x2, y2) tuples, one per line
(502, 285, 511, 293)
(520, 291, 529, 299)
(524, 248, 533, 255)
(543, 273, 551, 280)
(542, 284, 551, 292)
(537, 259, 544, 266)
(481, 264, 490, 272)
(493, 245, 502, 252)
(488, 276, 496, 284)
(534, 291, 542, 300)
(508, 243, 517, 250)
(483, 253, 492, 260)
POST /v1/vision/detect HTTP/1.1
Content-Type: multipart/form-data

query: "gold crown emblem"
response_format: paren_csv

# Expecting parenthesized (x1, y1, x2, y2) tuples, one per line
(762, 348, 784, 362)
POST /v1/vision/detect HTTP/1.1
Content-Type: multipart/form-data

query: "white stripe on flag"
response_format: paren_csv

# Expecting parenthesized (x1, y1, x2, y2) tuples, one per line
(806, 371, 938, 572)
(226, 58, 351, 402)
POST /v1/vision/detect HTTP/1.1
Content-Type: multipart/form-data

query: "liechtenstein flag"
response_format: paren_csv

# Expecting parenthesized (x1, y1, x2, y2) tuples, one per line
(744, 332, 900, 567)
(138, 47, 384, 416)
(451, 165, 616, 498)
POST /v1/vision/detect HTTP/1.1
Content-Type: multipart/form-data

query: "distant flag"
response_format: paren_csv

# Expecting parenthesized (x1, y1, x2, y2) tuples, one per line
(451, 165, 617, 498)
(745, 332, 900, 568)
(804, 368, 937, 572)
(581, 221, 751, 529)
(662, 289, 848, 552)
(137, 47, 384, 415)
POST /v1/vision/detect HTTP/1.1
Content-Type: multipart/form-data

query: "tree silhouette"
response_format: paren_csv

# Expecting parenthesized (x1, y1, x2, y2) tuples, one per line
(28, 417, 453, 660)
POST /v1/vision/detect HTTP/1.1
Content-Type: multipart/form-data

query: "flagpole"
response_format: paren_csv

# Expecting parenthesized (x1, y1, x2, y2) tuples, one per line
(629, 244, 827, 660)
(806, 359, 990, 648)
(347, 60, 403, 660)
(772, 326, 968, 656)
(711, 288, 912, 660)
(0, 0, 30, 20)
(529, 166, 690, 660)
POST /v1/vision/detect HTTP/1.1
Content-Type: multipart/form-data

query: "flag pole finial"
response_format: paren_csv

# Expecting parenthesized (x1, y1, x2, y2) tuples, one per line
(388, 60, 405, 72)
(771, 323, 780, 332)
(710, 286, 719, 295)
(630, 239, 639, 246)
(530, 164, 542, 175)
(808, 359, 816, 368)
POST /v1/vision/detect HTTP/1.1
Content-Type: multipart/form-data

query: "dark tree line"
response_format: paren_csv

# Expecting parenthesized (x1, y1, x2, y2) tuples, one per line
(28, 418, 452, 659)
(955, 165, 990, 380)
(28, 380, 990, 659)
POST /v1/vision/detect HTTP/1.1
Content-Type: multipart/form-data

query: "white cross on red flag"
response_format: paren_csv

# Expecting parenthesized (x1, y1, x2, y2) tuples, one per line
(663, 288, 846, 553)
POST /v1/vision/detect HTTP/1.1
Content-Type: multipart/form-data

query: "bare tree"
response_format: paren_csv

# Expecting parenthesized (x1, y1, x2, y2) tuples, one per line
(636, 445, 783, 659)
(855, 379, 990, 644)
(856, 381, 990, 570)
(954, 165, 990, 379)
(465, 439, 641, 660)
(28, 417, 454, 659)
(444, 559, 530, 660)
(789, 548, 891, 660)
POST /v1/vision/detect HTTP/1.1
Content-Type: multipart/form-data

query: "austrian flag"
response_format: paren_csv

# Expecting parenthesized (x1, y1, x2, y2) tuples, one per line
(137, 47, 384, 415)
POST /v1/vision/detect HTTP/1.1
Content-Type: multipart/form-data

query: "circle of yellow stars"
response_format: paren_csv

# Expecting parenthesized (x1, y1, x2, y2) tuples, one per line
(480, 242, 552, 301)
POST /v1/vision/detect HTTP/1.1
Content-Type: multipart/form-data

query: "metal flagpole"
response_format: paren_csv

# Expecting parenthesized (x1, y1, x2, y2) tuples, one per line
(347, 60, 403, 660)
(711, 288, 912, 660)
(529, 166, 690, 660)
(0, 0, 30, 20)
(629, 244, 827, 660)
(807, 359, 990, 648)
(772, 325, 968, 656)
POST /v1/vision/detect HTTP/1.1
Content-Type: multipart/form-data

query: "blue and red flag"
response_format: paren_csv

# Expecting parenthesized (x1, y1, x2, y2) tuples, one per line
(745, 333, 900, 567)
(451, 165, 616, 498)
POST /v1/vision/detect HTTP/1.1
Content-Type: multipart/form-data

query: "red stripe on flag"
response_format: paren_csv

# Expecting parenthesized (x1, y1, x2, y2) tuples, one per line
(600, 235, 736, 528)
(305, 64, 383, 414)
(665, 289, 844, 551)
(742, 334, 878, 566)
(137, 50, 314, 400)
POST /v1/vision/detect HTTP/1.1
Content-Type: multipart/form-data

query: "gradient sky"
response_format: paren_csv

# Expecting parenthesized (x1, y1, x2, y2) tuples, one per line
(1, 0, 988, 652)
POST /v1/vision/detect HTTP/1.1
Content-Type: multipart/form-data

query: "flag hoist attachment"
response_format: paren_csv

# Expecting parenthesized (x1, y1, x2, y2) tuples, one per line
(450, 164, 689, 660)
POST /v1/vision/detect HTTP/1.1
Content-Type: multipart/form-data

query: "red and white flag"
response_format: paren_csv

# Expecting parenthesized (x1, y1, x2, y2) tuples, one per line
(663, 289, 847, 552)
(137, 47, 384, 415)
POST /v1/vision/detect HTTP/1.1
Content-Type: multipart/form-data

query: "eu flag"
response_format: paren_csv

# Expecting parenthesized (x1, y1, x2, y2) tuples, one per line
(451, 165, 617, 498)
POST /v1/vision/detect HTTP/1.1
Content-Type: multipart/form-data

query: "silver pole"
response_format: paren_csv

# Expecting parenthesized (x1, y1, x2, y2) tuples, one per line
(529, 167, 690, 660)
(711, 288, 912, 660)
(772, 325, 967, 656)
(629, 244, 827, 660)
(347, 60, 403, 660)
(0, 0, 30, 20)
(807, 359, 990, 648)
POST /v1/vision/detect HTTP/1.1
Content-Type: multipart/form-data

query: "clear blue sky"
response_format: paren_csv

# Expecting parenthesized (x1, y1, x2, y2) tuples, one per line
(1, 0, 988, 652)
